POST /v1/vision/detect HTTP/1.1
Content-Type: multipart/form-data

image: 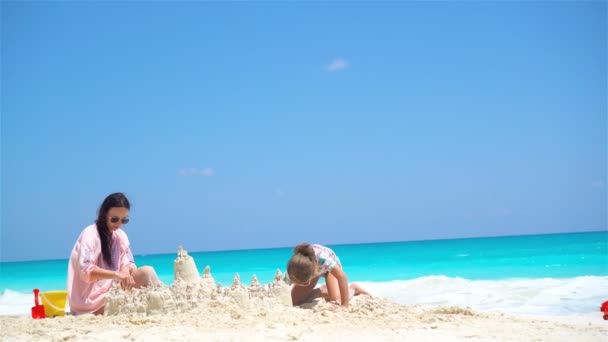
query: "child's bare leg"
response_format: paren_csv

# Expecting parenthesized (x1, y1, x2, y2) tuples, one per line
(318, 284, 329, 300)
(324, 273, 341, 302)
(318, 282, 370, 302)
(350, 283, 370, 296)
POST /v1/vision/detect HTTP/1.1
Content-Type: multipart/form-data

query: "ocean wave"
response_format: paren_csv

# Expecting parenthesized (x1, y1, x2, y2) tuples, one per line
(357, 275, 608, 317)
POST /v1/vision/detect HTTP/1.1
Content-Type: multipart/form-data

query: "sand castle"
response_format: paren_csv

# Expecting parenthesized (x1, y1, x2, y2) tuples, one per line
(173, 246, 200, 283)
(104, 247, 292, 316)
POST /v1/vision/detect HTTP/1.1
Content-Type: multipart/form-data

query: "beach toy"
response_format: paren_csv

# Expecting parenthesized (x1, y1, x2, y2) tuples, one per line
(31, 288, 45, 319)
(39, 290, 67, 317)
(601, 300, 608, 320)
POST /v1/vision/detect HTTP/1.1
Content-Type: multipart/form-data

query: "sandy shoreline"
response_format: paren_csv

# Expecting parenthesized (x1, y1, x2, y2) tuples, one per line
(1, 297, 606, 342)
(3, 248, 605, 341)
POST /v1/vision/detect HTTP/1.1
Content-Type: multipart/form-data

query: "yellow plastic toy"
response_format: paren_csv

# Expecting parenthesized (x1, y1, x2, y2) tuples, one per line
(39, 290, 67, 317)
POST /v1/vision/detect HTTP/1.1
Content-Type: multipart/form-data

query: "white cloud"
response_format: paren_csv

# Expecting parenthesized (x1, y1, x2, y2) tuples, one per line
(325, 58, 349, 72)
(179, 167, 214, 177)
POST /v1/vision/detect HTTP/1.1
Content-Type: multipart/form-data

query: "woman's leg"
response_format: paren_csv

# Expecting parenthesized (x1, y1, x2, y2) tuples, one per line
(92, 305, 104, 315)
(132, 266, 161, 287)
(290, 276, 320, 306)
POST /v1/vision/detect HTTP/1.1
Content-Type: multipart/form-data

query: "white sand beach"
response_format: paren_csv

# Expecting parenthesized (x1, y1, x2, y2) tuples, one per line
(2, 248, 606, 341)
(1, 296, 606, 342)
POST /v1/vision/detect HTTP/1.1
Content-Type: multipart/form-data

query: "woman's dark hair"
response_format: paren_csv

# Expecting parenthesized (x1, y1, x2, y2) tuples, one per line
(287, 243, 318, 285)
(96, 192, 130, 268)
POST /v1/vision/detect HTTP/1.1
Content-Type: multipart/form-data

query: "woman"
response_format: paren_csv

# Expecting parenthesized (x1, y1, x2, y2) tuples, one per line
(67, 192, 160, 315)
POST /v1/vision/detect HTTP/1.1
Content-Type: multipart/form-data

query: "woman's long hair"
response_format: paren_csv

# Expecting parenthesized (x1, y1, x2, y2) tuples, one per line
(96, 192, 130, 268)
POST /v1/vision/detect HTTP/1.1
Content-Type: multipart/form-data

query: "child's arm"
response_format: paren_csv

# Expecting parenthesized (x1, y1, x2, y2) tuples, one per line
(330, 265, 350, 307)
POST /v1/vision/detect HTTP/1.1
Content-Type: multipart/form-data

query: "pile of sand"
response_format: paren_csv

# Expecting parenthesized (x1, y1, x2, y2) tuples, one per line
(105, 247, 292, 316)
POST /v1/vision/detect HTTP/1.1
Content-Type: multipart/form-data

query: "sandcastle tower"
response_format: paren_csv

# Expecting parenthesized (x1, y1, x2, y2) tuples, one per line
(231, 273, 247, 290)
(228, 273, 250, 309)
(250, 274, 261, 288)
(196, 264, 216, 295)
(248, 274, 266, 298)
(269, 269, 292, 306)
(202, 265, 214, 280)
(173, 246, 200, 283)
(201, 265, 215, 285)
(274, 269, 285, 283)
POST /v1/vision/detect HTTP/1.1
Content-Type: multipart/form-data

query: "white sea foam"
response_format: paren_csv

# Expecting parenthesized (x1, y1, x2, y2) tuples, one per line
(357, 275, 608, 317)
(1, 276, 606, 317)
(0, 290, 32, 316)
(0, 289, 71, 316)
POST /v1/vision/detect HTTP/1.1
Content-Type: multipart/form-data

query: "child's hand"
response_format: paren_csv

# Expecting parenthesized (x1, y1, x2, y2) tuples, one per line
(328, 301, 341, 311)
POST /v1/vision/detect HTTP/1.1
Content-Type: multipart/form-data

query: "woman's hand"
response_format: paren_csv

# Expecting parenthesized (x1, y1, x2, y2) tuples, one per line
(120, 274, 136, 291)
(115, 270, 136, 291)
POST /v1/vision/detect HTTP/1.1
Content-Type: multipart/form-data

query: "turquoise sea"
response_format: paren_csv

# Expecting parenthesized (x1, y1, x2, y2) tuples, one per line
(1, 231, 606, 316)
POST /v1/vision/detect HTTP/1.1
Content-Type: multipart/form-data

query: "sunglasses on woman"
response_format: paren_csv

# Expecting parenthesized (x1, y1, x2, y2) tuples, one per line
(110, 216, 130, 224)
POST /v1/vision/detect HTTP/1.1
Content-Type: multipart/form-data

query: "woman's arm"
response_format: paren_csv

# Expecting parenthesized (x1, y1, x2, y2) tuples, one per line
(76, 228, 119, 283)
(89, 266, 125, 281)
(87, 266, 134, 290)
(116, 233, 137, 290)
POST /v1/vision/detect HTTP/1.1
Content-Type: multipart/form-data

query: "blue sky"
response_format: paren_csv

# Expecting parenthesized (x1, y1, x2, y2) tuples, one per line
(1, 1, 606, 262)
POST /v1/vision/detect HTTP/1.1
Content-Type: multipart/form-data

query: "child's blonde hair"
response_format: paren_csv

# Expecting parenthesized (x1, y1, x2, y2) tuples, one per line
(287, 243, 319, 285)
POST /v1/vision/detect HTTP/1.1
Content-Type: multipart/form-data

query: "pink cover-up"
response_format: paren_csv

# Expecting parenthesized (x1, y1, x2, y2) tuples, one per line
(67, 224, 136, 314)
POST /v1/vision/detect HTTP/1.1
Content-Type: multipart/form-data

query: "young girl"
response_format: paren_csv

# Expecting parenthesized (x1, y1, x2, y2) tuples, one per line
(286, 243, 368, 308)
(67, 192, 161, 315)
